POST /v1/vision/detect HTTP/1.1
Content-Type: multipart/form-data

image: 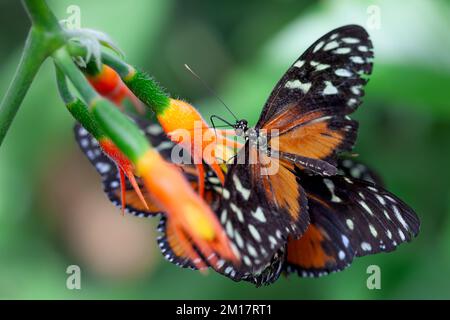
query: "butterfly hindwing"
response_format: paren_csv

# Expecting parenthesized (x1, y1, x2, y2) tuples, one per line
(337, 157, 384, 186)
(74, 123, 116, 178)
(284, 164, 419, 277)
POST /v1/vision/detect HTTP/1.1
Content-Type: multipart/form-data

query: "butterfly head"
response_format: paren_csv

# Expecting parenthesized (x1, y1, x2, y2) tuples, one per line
(234, 119, 248, 137)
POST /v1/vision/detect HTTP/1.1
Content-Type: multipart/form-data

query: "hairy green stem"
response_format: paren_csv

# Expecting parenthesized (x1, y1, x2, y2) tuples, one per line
(67, 41, 170, 114)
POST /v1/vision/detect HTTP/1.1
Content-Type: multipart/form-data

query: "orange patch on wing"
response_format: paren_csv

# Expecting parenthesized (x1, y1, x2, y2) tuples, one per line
(263, 107, 325, 133)
(286, 225, 335, 269)
(253, 149, 301, 220)
(273, 121, 344, 160)
(165, 219, 191, 259)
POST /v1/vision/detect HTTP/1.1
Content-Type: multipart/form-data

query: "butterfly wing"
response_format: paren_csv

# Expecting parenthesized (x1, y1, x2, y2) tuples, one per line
(284, 163, 420, 277)
(258, 25, 373, 170)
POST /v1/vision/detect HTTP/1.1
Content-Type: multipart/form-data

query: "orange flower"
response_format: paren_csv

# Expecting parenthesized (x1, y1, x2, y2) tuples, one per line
(157, 99, 241, 197)
(99, 137, 148, 214)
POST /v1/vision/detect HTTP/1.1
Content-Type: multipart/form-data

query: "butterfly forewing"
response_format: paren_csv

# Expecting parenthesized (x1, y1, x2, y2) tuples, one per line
(258, 25, 373, 169)
(215, 144, 309, 275)
(258, 24, 373, 125)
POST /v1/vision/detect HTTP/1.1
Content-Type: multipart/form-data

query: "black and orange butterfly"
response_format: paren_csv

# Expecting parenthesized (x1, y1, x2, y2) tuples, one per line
(206, 24, 376, 274)
(75, 120, 419, 286)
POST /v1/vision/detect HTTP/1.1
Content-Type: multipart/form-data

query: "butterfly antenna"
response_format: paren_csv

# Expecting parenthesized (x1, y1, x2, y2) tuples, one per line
(184, 64, 238, 121)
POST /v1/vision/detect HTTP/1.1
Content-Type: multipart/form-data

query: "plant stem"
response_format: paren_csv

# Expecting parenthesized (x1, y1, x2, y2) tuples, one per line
(23, 0, 62, 34)
(53, 47, 99, 105)
(0, 0, 65, 146)
(55, 64, 104, 139)
(0, 29, 48, 145)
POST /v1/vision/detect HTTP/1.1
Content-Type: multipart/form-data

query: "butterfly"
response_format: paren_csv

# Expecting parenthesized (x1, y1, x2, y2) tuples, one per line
(75, 118, 419, 286)
(203, 24, 378, 274)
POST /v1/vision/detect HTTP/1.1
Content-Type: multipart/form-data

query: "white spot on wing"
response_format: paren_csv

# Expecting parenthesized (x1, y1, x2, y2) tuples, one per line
(247, 244, 258, 257)
(80, 139, 89, 148)
(361, 242, 372, 251)
(252, 207, 266, 223)
(226, 221, 234, 238)
(78, 127, 88, 136)
(342, 37, 360, 44)
(233, 175, 251, 200)
(351, 85, 362, 95)
(333, 47, 351, 54)
(285, 80, 311, 93)
(313, 40, 325, 52)
(335, 68, 352, 77)
(324, 40, 339, 51)
(248, 224, 262, 242)
(276, 230, 282, 239)
(358, 45, 369, 52)
(369, 224, 378, 237)
(96, 162, 111, 174)
(342, 235, 350, 248)
(359, 200, 373, 216)
(393, 205, 408, 230)
(350, 56, 365, 64)
(220, 210, 227, 224)
(293, 60, 305, 68)
(268, 236, 277, 248)
(323, 81, 338, 95)
(235, 231, 244, 248)
(230, 203, 244, 222)
(398, 229, 406, 241)
(375, 194, 386, 206)
(323, 178, 342, 203)
(346, 219, 354, 230)
(386, 230, 393, 239)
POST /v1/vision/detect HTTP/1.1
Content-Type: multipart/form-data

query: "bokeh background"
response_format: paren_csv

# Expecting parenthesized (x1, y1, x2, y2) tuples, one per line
(1, 0, 449, 299)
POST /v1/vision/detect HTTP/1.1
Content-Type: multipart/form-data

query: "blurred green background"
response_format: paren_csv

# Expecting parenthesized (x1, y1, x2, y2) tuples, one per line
(1, 0, 450, 299)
